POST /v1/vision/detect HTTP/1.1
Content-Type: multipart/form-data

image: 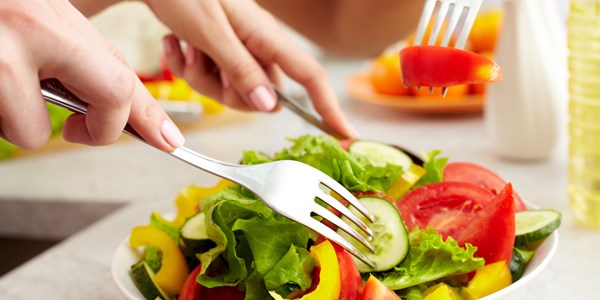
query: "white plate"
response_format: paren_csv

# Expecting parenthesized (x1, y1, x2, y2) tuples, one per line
(112, 205, 558, 300)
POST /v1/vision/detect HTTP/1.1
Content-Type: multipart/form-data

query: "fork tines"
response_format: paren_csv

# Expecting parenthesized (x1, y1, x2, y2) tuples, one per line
(415, 0, 483, 49)
(413, 0, 483, 97)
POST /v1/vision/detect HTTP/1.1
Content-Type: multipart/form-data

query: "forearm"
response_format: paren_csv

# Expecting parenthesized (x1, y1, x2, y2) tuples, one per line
(68, 0, 125, 17)
(258, 0, 423, 57)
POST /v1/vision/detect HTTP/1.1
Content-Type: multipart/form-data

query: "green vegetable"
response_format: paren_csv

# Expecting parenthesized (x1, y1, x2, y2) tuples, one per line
(150, 212, 180, 243)
(144, 246, 163, 273)
(348, 140, 414, 170)
(338, 196, 409, 273)
(196, 186, 315, 299)
(413, 150, 448, 188)
(179, 212, 216, 253)
(130, 260, 173, 300)
(0, 139, 17, 160)
(509, 247, 535, 282)
(376, 227, 484, 290)
(243, 135, 403, 193)
(515, 209, 561, 246)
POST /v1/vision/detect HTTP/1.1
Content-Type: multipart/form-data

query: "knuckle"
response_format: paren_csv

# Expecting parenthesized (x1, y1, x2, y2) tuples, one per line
(107, 70, 137, 108)
(227, 61, 263, 89)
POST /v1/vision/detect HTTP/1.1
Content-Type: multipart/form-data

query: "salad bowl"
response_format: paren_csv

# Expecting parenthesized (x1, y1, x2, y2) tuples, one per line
(111, 136, 560, 300)
(111, 203, 558, 300)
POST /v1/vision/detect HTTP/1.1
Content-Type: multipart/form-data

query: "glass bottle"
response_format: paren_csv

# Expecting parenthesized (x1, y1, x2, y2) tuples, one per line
(568, 0, 600, 228)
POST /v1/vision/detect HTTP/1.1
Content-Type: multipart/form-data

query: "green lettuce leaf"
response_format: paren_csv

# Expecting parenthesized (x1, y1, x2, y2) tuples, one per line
(197, 186, 314, 299)
(243, 135, 403, 193)
(377, 228, 484, 290)
(413, 150, 448, 188)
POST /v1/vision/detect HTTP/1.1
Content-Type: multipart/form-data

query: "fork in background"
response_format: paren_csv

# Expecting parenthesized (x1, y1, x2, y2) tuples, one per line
(412, 0, 484, 96)
(39, 78, 377, 267)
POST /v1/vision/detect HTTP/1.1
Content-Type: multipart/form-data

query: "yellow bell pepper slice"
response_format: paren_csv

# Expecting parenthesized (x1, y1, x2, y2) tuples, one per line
(386, 164, 426, 200)
(423, 283, 463, 300)
(129, 225, 189, 295)
(154, 180, 235, 228)
(464, 261, 512, 299)
(270, 240, 341, 300)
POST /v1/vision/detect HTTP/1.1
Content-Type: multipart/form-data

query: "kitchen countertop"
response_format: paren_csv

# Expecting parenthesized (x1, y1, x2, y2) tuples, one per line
(0, 57, 598, 299)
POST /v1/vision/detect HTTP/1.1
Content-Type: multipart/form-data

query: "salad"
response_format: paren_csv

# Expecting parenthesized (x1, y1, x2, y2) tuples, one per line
(126, 135, 561, 300)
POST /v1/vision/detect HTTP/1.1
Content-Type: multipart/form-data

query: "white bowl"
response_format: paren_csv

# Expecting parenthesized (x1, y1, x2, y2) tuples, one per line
(111, 207, 558, 300)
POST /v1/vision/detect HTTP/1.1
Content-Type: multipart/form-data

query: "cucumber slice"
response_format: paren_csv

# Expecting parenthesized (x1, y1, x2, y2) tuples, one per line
(349, 140, 414, 170)
(130, 260, 173, 300)
(337, 196, 409, 273)
(515, 209, 561, 246)
(180, 212, 216, 253)
(509, 247, 535, 282)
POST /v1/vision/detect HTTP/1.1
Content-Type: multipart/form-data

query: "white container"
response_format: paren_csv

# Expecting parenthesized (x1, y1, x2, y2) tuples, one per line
(484, 0, 567, 161)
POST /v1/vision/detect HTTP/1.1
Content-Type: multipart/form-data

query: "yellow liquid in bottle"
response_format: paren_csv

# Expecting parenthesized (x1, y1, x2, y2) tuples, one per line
(568, 0, 600, 228)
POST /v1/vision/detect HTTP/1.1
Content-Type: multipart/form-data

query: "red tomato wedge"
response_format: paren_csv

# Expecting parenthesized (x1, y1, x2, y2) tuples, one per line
(443, 162, 527, 211)
(332, 242, 363, 300)
(179, 265, 202, 300)
(400, 45, 502, 87)
(454, 184, 516, 265)
(396, 181, 495, 239)
(362, 275, 402, 300)
(397, 181, 516, 266)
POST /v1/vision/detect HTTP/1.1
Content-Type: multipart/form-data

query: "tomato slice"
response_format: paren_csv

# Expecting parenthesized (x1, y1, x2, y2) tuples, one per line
(400, 45, 502, 87)
(396, 182, 495, 239)
(200, 285, 245, 300)
(454, 184, 516, 265)
(179, 265, 202, 300)
(443, 162, 527, 211)
(362, 275, 401, 300)
(332, 242, 363, 300)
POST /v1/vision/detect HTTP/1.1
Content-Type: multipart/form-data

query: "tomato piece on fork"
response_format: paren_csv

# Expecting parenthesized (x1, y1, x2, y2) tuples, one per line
(399, 45, 502, 87)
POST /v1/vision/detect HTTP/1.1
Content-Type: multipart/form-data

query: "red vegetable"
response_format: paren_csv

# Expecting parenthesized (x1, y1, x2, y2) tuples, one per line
(362, 275, 401, 300)
(443, 162, 527, 211)
(400, 45, 502, 87)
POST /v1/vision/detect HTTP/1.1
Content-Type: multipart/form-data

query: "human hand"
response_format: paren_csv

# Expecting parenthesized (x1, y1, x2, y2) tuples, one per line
(143, 0, 358, 139)
(0, 0, 184, 152)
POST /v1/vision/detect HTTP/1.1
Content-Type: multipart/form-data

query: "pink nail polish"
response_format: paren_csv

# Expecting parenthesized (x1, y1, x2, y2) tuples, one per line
(249, 85, 276, 111)
(161, 120, 185, 148)
(220, 70, 230, 88)
(185, 45, 196, 65)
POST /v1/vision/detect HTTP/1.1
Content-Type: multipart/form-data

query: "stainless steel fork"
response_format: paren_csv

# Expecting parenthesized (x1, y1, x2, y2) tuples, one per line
(413, 0, 483, 96)
(39, 78, 376, 267)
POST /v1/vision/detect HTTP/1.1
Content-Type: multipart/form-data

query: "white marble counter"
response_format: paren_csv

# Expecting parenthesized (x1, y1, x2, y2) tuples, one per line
(0, 57, 599, 299)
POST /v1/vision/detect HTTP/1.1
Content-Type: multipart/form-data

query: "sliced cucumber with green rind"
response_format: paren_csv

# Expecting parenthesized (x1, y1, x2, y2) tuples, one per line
(337, 196, 409, 273)
(515, 209, 561, 246)
(349, 140, 414, 170)
(180, 212, 216, 253)
(509, 247, 535, 282)
(130, 260, 173, 300)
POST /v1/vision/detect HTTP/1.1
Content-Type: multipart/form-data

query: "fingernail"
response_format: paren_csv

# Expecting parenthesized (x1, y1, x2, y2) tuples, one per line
(161, 120, 185, 148)
(220, 70, 230, 88)
(185, 45, 196, 65)
(347, 123, 360, 139)
(249, 85, 276, 111)
(162, 37, 173, 55)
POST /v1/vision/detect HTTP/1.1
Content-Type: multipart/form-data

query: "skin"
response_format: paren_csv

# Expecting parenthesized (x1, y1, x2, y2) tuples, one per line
(1, 0, 423, 152)
(0, 0, 180, 152)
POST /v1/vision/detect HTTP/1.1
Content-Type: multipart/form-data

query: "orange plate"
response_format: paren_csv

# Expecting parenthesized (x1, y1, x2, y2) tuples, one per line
(346, 72, 484, 114)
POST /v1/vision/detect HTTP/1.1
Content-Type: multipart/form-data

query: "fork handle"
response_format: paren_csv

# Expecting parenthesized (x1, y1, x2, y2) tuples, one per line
(40, 78, 242, 180)
(40, 79, 146, 142)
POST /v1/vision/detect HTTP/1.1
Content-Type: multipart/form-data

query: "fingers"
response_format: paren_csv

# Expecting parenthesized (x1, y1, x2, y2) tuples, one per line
(224, 1, 359, 139)
(35, 2, 184, 151)
(0, 50, 51, 150)
(153, 0, 278, 112)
